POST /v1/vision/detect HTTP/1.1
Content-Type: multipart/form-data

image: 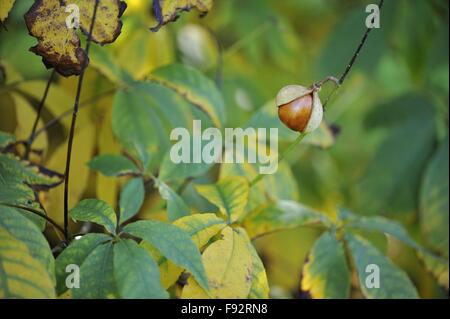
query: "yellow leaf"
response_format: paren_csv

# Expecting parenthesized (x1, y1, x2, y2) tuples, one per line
(141, 213, 226, 289)
(12, 93, 48, 153)
(95, 98, 119, 208)
(152, 0, 213, 31)
(195, 177, 249, 223)
(0, 0, 16, 23)
(42, 123, 96, 225)
(237, 228, 269, 299)
(0, 227, 55, 298)
(181, 226, 253, 299)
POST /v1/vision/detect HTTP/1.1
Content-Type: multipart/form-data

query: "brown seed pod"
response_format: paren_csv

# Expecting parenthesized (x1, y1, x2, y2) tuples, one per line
(276, 85, 323, 133)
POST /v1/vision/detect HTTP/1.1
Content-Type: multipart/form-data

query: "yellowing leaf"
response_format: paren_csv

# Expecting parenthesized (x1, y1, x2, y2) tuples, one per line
(67, 0, 127, 44)
(195, 177, 249, 224)
(141, 213, 226, 289)
(0, 227, 55, 298)
(0, 0, 16, 23)
(181, 227, 253, 299)
(24, 0, 126, 76)
(151, 0, 213, 32)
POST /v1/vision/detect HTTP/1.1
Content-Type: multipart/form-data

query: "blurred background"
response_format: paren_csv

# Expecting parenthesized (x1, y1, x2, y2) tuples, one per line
(0, 0, 448, 298)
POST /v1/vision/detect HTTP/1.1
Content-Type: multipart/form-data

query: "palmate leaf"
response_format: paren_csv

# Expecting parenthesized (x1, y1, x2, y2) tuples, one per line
(181, 227, 253, 299)
(113, 239, 168, 299)
(0, 227, 55, 298)
(0, 206, 56, 285)
(123, 219, 208, 290)
(0, 0, 16, 23)
(301, 231, 350, 299)
(141, 213, 227, 288)
(70, 199, 117, 234)
(345, 234, 419, 299)
(151, 0, 213, 32)
(55, 233, 111, 295)
(195, 176, 249, 224)
(119, 177, 145, 224)
(24, 0, 126, 76)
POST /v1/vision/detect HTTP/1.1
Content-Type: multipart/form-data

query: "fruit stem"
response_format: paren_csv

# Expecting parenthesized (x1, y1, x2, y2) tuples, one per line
(250, 133, 306, 188)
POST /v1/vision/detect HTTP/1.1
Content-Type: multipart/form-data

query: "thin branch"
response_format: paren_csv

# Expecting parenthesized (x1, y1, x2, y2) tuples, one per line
(323, 0, 385, 108)
(25, 69, 56, 158)
(1, 203, 65, 237)
(63, 0, 100, 239)
(33, 88, 116, 138)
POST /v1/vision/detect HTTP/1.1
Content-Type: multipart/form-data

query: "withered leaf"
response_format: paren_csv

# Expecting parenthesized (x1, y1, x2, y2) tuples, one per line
(0, 0, 16, 23)
(63, 0, 127, 44)
(25, 0, 88, 77)
(24, 0, 127, 77)
(151, 0, 213, 32)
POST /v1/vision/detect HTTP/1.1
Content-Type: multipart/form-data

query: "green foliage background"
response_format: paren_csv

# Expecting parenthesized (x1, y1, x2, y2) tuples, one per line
(0, 0, 448, 299)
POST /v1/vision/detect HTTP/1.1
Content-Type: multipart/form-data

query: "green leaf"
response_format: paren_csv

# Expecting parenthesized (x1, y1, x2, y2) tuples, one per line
(341, 209, 423, 252)
(55, 233, 111, 295)
(355, 95, 436, 215)
(119, 177, 145, 224)
(72, 242, 118, 299)
(113, 239, 168, 299)
(70, 199, 117, 235)
(0, 0, 16, 23)
(0, 206, 55, 285)
(0, 131, 15, 148)
(420, 135, 449, 257)
(301, 231, 350, 299)
(154, 179, 190, 221)
(345, 233, 419, 299)
(419, 135, 449, 288)
(0, 153, 62, 188)
(181, 227, 253, 299)
(243, 200, 328, 239)
(151, 0, 213, 32)
(123, 220, 208, 291)
(112, 88, 161, 157)
(140, 213, 226, 289)
(149, 64, 225, 127)
(0, 226, 56, 298)
(195, 176, 249, 223)
(88, 154, 140, 177)
(159, 151, 212, 182)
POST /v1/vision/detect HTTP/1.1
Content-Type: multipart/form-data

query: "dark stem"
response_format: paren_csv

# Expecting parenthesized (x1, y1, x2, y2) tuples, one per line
(33, 88, 116, 139)
(63, 0, 100, 239)
(1, 203, 65, 237)
(323, 0, 384, 108)
(25, 69, 56, 158)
